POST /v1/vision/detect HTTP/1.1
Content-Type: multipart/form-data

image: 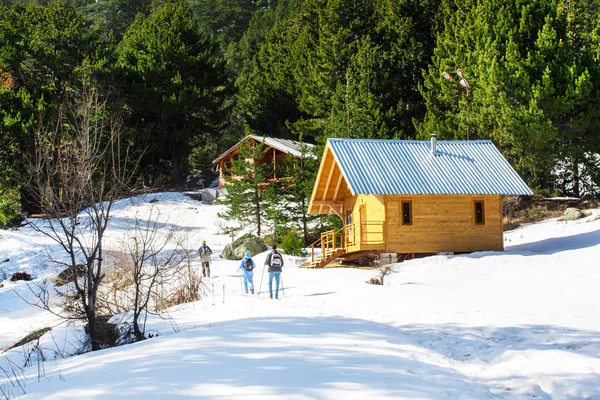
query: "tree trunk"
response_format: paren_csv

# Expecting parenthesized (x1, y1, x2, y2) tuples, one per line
(87, 310, 100, 351)
(171, 148, 184, 185)
(133, 309, 145, 342)
(19, 185, 42, 215)
(301, 196, 308, 245)
(573, 161, 580, 198)
(256, 189, 261, 237)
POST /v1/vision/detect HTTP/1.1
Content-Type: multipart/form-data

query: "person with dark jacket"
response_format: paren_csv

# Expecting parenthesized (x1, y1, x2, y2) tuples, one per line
(264, 244, 284, 299)
(198, 240, 212, 278)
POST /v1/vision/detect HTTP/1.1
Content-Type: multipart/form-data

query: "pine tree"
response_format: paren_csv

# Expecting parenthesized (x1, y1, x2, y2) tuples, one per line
(0, 1, 109, 214)
(269, 143, 319, 243)
(218, 141, 273, 236)
(418, 0, 600, 193)
(117, 1, 231, 185)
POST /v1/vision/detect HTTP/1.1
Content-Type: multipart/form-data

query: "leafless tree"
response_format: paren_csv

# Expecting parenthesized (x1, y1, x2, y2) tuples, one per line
(117, 207, 186, 341)
(22, 84, 140, 351)
(99, 207, 207, 342)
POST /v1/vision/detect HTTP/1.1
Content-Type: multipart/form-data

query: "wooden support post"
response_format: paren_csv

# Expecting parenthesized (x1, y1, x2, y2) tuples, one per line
(332, 231, 336, 251)
(273, 147, 277, 180)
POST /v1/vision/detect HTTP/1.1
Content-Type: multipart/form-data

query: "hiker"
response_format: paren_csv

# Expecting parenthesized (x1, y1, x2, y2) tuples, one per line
(264, 244, 284, 299)
(239, 251, 255, 294)
(198, 240, 213, 278)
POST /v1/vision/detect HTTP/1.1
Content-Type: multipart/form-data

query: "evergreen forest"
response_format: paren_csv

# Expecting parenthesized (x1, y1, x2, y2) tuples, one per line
(1, 0, 600, 229)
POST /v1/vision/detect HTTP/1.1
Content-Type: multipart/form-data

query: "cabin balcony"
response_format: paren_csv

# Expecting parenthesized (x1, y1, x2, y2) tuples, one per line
(308, 221, 385, 268)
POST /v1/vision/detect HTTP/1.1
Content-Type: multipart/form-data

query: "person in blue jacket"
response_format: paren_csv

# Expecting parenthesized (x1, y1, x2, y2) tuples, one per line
(239, 251, 255, 294)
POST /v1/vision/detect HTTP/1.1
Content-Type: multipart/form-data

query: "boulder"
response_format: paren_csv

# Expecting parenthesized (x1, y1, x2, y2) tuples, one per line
(201, 189, 217, 204)
(54, 264, 86, 286)
(216, 188, 228, 199)
(11, 272, 33, 282)
(563, 207, 582, 221)
(221, 233, 267, 260)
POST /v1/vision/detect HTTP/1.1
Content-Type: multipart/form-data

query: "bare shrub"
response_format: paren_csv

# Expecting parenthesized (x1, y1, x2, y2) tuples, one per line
(0, 358, 26, 399)
(100, 206, 201, 342)
(376, 264, 397, 285)
(367, 253, 401, 286)
(21, 84, 141, 351)
(154, 236, 207, 311)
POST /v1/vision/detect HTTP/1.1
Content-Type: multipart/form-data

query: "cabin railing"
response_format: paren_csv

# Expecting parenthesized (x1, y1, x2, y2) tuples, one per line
(309, 221, 385, 265)
(344, 222, 385, 247)
(309, 227, 345, 264)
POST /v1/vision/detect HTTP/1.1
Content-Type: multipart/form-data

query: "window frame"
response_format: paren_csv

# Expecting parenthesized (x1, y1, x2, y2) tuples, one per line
(473, 200, 485, 225)
(401, 199, 413, 226)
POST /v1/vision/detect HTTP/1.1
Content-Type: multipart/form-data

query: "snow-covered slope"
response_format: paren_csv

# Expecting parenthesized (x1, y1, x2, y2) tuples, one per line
(1, 193, 599, 399)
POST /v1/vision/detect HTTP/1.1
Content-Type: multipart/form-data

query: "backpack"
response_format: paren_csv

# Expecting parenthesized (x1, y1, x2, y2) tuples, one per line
(244, 258, 254, 271)
(271, 252, 282, 267)
(199, 245, 211, 259)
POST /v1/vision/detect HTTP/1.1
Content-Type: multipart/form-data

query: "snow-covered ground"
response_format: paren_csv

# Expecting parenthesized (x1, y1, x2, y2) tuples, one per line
(1, 192, 600, 399)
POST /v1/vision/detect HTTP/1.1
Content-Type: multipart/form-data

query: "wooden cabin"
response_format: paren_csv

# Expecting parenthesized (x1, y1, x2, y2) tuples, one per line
(213, 135, 315, 188)
(307, 135, 533, 267)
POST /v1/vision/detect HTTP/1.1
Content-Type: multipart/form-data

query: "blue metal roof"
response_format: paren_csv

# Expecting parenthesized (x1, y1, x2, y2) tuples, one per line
(328, 139, 533, 195)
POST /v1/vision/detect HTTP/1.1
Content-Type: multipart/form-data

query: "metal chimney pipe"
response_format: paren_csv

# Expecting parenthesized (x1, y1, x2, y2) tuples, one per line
(431, 133, 437, 155)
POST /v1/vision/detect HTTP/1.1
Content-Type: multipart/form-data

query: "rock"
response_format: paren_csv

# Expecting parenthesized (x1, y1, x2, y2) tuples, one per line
(10, 272, 33, 282)
(8, 327, 52, 350)
(54, 264, 86, 286)
(221, 233, 267, 260)
(85, 316, 119, 348)
(201, 189, 217, 204)
(216, 188, 228, 199)
(563, 207, 582, 221)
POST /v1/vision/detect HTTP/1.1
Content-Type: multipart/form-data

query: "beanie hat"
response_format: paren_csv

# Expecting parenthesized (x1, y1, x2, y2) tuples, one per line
(245, 250, 251, 258)
(202, 240, 206, 245)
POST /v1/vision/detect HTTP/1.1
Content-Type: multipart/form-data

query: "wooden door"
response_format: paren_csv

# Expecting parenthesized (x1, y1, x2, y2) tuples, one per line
(360, 204, 366, 244)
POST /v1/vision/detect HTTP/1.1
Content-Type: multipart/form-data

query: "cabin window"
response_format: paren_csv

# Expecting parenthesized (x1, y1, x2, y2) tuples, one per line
(401, 200, 412, 225)
(474, 200, 485, 225)
(346, 210, 353, 229)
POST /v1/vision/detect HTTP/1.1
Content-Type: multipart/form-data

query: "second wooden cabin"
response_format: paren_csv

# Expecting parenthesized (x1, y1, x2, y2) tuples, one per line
(307, 135, 533, 267)
(213, 135, 315, 188)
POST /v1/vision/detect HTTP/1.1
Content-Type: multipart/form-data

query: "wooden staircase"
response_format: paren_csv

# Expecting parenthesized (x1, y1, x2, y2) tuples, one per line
(308, 228, 346, 268)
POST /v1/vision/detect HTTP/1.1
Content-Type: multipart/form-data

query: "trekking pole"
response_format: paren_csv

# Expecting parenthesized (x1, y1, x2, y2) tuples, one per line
(257, 263, 267, 296)
(280, 276, 286, 298)
(239, 271, 244, 293)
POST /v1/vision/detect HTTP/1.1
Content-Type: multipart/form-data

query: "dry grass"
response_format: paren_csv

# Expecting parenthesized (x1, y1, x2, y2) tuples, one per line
(503, 196, 599, 231)
(503, 205, 564, 231)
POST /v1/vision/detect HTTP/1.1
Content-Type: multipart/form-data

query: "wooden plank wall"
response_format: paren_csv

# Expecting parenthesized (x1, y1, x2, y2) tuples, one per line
(385, 194, 503, 253)
(344, 194, 385, 252)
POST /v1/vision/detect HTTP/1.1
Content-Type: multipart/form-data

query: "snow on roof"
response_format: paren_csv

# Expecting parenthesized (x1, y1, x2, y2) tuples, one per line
(213, 135, 316, 164)
(328, 138, 533, 196)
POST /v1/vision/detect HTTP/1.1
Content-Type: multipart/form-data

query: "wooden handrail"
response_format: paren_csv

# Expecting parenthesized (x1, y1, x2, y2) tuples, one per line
(310, 226, 345, 264)
(344, 221, 385, 246)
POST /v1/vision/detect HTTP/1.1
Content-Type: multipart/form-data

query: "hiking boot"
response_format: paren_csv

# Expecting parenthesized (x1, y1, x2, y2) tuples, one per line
(269, 294, 273, 299)
(251, 289, 254, 294)
(275, 296, 278, 300)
